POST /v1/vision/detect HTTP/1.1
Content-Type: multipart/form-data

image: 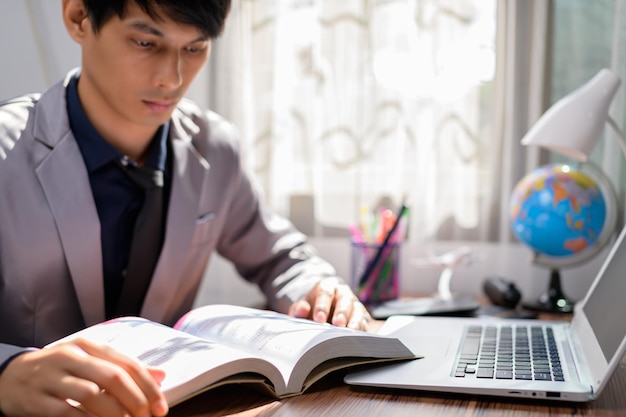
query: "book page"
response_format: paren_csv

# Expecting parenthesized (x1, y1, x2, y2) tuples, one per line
(174, 304, 409, 392)
(49, 317, 284, 402)
(177, 306, 356, 370)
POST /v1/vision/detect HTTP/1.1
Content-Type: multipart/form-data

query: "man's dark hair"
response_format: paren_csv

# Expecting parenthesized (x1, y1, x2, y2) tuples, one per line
(82, 0, 232, 39)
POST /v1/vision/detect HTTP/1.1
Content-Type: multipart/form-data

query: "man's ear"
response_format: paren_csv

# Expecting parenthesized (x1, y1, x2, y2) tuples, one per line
(62, 0, 90, 44)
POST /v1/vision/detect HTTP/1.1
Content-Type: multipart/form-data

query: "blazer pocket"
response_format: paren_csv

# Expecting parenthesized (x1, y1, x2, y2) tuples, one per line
(191, 211, 217, 246)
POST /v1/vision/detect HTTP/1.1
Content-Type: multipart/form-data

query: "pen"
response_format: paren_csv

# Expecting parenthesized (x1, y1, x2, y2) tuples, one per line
(356, 202, 408, 292)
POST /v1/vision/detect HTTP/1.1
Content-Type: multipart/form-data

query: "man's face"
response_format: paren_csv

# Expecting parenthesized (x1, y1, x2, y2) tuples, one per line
(77, 2, 210, 133)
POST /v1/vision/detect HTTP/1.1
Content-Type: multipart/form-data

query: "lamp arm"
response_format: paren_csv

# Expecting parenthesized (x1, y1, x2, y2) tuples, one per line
(607, 116, 626, 159)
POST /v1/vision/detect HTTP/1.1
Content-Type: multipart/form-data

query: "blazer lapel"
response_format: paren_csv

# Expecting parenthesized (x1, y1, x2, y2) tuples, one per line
(141, 118, 210, 323)
(33, 76, 105, 326)
(36, 137, 105, 326)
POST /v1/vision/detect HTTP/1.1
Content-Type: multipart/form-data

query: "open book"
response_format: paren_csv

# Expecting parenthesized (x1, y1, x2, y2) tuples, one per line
(49, 304, 417, 406)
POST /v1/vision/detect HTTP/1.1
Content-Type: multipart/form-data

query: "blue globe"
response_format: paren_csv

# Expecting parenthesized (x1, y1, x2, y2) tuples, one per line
(510, 164, 610, 261)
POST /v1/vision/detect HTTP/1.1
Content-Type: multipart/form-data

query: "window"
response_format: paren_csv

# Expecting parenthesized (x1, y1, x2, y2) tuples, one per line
(549, 0, 626, 200)
(209, 0, 499, 241)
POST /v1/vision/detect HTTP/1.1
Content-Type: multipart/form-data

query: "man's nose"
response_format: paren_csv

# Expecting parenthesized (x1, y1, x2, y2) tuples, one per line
(155, 51, 183, 90)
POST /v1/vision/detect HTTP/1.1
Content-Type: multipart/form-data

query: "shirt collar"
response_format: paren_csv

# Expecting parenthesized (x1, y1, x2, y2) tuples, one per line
(66, 73, 169, 173)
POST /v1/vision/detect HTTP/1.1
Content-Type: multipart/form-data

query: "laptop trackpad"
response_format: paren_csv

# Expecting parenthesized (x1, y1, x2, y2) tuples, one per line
(346, 316, 460, 386)
(379, 315, 460, 358)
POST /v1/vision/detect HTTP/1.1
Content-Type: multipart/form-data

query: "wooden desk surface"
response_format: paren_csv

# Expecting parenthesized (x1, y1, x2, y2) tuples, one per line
(168, 311, 626, 417)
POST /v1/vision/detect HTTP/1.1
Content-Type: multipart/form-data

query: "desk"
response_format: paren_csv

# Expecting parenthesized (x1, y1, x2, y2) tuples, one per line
(168, 312, 626, 417)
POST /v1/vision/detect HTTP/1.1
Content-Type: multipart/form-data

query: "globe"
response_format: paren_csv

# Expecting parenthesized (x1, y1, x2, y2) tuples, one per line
(511, 164, 608, 259)
(509, 163, 618, 313)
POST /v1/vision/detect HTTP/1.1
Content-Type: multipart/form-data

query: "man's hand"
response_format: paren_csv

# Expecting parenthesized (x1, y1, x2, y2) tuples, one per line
(288, 277, 371, 331)
(0, 338, 168, 417)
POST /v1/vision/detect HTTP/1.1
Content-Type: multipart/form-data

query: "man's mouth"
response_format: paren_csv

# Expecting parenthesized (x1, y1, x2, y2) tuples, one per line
(143, 99, 177, 113)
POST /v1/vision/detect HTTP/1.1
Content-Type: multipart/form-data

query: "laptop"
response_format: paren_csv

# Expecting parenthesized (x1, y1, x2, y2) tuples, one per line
(345, 226, 626, 402)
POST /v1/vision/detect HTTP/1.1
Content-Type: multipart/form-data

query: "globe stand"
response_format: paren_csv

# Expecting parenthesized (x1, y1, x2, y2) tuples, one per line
(523, 268, 574, 314)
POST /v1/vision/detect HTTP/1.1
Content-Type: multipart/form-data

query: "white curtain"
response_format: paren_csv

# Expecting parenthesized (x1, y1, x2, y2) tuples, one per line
(208, 0, 499, 242)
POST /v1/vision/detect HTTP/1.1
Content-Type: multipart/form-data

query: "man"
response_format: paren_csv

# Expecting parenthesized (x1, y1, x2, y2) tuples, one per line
(0, 1, 370, 416)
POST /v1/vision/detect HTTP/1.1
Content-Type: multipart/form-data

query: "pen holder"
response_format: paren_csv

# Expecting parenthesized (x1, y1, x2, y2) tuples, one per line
(350, 241, 401, 305)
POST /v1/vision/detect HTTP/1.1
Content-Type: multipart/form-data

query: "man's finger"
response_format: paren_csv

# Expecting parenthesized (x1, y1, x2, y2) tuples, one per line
(329, 285, 357, 327)
(288, 299, 312, 319)
(50, 376, 128, 416)
(71, 339, 168, 416)
(311, 279, 338, 323)
(347, 303, 371, 331)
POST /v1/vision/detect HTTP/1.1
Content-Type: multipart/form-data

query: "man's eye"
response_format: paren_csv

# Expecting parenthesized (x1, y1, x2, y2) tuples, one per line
(186, 45, 204, 54)
(136, 40, 153, 48)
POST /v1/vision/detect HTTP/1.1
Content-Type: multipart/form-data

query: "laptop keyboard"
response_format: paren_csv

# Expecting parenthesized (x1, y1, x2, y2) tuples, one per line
(453, 325, 564, 381)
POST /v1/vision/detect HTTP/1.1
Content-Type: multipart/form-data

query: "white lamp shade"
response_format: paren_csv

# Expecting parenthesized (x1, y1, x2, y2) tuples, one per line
(521, 68, 621, 162)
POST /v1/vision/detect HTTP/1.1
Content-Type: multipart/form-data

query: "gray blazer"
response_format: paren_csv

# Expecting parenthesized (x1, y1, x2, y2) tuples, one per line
(0, 71, 338, 359)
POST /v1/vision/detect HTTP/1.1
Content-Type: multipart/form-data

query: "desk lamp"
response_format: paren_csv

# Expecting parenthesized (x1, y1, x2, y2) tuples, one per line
(520, 68, 626, 312)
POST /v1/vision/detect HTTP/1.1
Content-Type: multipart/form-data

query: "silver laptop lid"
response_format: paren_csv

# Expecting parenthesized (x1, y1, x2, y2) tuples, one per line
(569, 224, 626, 396)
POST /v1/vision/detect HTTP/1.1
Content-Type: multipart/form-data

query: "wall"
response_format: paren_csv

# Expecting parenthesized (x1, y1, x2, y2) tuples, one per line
(196, 237, 610, 309)
(0, 1, 77, 99)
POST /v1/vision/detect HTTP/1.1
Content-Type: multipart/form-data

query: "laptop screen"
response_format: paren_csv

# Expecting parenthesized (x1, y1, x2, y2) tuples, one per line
(582, 226, 626, 363)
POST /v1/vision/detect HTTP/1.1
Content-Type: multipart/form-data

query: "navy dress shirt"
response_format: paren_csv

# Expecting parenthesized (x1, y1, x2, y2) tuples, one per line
(66, 74, 171, 318)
